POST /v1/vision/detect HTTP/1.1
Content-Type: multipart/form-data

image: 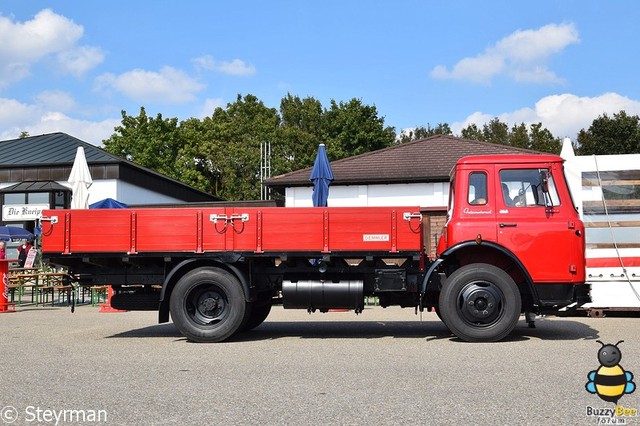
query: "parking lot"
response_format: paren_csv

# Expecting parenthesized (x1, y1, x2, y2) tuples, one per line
(1, 304, 639, 425)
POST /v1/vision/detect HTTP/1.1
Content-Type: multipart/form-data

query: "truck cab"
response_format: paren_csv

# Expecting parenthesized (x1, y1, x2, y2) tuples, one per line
(429, 154, 589, 341)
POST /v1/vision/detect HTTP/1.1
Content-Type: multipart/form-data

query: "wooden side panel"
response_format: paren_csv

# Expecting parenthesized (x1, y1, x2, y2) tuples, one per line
(42, 207, 424, 255)
(84, 210, 132, 252)
(256, 208, 325, 252)
(65, 210, 131, 253)
(136, 209, 199, 252)
(327, 208, 395, 252)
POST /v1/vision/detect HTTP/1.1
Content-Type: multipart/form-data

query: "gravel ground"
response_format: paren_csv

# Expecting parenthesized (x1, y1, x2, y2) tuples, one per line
(1, 304, 639, 425)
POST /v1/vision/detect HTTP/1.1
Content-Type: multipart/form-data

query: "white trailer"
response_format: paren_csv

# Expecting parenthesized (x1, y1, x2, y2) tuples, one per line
(562, 139, 640, 312)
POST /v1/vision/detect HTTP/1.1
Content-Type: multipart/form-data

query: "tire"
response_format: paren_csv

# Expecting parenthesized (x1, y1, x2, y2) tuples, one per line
(170, 267, 246, 343)
(242, 302, 272, 331)
(439, 263, 521, 342)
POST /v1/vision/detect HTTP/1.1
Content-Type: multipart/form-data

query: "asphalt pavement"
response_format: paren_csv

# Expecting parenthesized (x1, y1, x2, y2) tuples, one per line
(1, 305, 639, 425)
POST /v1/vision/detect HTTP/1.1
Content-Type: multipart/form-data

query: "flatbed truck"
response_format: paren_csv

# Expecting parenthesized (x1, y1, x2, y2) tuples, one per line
(41, 153, 590, 342)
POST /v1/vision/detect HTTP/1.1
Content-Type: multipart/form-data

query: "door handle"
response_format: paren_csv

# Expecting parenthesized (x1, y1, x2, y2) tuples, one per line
(499, 223, 517, 228)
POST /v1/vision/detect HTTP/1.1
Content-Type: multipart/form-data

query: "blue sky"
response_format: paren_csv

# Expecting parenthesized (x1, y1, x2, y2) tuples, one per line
(1, 1, 640, 146)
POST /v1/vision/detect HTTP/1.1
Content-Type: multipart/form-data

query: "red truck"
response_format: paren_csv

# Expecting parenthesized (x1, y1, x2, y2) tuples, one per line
(40, 153, 589, 342)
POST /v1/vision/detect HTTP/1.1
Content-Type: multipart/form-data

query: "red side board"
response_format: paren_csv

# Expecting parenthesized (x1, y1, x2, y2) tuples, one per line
(41, 207, 424, 255)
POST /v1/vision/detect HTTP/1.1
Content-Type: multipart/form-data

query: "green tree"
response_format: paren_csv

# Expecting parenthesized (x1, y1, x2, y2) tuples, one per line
(460, 119, 560, 153)
(529, 122, 561, 153)
(102, 94, 397, 201)
(175, 117, 221, 194)
(103, 107, 182, 180)
(276, 94, 324, 174)
(323, 99, 396, 159)
(508, 123, 530, 149)
(398, 123, 452, 143)
(482, 118, 509, 145)
(204, 94, 280, 200)
(576, 110, 640, 155)
(460, 123, 483, 141)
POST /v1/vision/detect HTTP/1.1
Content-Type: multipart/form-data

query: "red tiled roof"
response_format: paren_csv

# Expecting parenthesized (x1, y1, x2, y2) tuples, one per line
(265, 135, 541, 187)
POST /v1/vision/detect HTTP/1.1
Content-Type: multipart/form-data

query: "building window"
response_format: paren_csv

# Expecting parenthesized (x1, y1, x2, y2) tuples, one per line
(28, 192, 49, 204)
(4, 193, 25, 204)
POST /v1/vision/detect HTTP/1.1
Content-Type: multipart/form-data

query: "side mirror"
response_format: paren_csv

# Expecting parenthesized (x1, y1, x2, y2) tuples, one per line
(540, 170, 549, 193)
(539, 170, 553, 208)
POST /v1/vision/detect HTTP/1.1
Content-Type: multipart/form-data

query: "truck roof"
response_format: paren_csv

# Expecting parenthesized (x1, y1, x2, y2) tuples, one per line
(457, 153, 564, 165)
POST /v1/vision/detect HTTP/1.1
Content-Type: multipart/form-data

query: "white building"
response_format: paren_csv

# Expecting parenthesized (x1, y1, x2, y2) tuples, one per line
(0, 132, 219, 232)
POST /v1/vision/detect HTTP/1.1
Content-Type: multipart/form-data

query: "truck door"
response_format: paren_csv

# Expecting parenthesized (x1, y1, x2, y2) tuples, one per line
(496, 165, 580, 283)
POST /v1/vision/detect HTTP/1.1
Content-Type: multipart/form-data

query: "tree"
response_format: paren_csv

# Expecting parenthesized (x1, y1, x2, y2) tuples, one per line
(482, 118, 509, 145)
(576, 110, 640, 155)
(103, 107, 182, 180)
(275, 94, 324, 174)
(460, 119, 560, 153)
(203, 94, 280, 200)
(460, 123, 483, 141)
(322, 99, 396, 160)
(508, 123, 530, 149)
(398, 123, 452, 143)
(529, 122, 561, 153)
(102, 94, 397, 201)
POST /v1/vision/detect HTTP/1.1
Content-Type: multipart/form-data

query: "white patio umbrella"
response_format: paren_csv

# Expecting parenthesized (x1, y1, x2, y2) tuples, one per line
(68, 147, 93, 209)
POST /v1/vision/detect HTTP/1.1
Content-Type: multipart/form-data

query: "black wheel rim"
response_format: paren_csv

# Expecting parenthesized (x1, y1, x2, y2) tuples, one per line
(456, 280, 504, 327)
(185, 283, 229, 326)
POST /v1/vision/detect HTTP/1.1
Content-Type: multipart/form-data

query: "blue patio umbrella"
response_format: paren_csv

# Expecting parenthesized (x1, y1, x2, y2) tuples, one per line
(309, 143, 334, 207)
(89, 198, 128, 209)
(0, 226, 34, 241)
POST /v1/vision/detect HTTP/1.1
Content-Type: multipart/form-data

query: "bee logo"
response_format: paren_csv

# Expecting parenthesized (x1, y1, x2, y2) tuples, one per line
(586, 340, 635, 403)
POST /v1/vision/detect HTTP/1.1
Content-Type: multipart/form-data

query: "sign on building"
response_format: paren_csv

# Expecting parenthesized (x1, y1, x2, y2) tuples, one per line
(2, 204, 50, 221)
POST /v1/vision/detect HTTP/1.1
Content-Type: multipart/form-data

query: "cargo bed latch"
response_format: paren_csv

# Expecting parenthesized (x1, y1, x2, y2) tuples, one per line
(209, 213, 249, 233)
(40, 215, 59, 224)
(402, 212, 422, 233)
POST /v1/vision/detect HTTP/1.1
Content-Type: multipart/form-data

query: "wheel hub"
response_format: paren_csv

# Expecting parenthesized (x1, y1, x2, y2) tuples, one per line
(201, 296, 218, 311)
(459, 282, 502, 325)
(189, 288, 227, 325)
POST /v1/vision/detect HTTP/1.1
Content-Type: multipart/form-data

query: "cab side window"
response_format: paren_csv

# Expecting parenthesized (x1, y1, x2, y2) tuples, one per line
(499, 169, 560, 207)
(468, 172, 487, 205)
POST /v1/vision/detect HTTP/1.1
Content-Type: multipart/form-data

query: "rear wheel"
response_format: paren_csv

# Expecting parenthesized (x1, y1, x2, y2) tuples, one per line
(170, 267, 246, 342)
(439, 263, 521, 342)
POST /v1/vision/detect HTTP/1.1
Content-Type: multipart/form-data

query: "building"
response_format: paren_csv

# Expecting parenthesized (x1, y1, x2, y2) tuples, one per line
(0, 132, 220, 232)
(265, 135, 540, 256)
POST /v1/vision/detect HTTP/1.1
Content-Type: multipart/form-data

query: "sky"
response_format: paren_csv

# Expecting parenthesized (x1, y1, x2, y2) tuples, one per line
(1, 1, 640, 146)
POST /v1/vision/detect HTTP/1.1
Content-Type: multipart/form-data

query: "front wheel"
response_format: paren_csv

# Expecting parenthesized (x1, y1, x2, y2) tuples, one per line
(439, 263, 521, 342)
(170, 267, 246, 342)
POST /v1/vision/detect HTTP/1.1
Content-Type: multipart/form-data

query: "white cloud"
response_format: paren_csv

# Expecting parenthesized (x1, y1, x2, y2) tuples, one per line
(193, 55, 256, 76)
(0, 9, 102, 87)
(451, 92, 640, 139)
(198, 98, 225, 118)
(29, 112, 119, 145)
(95, 66, 205, 104)
(35, 90, 76, 112)
(56, 45, 105, 76)
(0, 98, 39, 127)
(0, 95, 117, 145)
(431, 23, 579, 84)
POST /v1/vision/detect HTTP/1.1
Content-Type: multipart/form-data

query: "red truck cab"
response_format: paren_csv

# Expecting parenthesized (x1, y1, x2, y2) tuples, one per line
(428, 154, 588, 341)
